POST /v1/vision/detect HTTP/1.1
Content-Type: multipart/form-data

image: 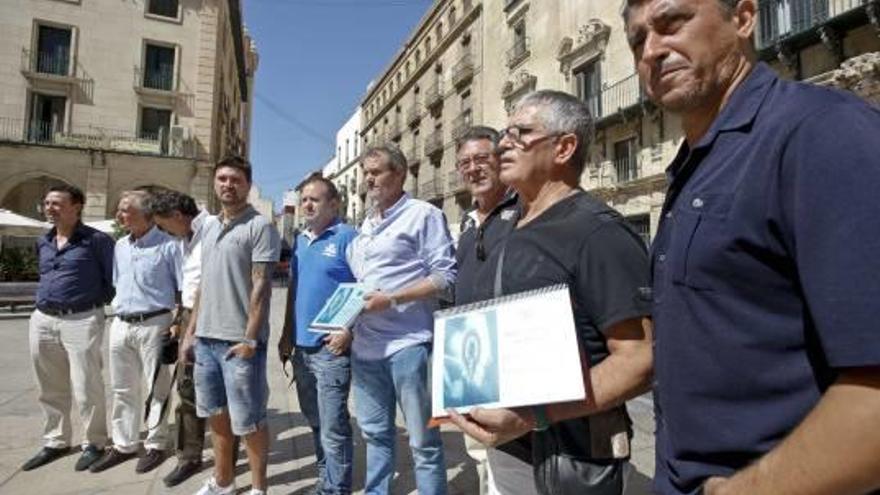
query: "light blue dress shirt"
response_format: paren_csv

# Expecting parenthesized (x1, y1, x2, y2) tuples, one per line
(112, 225, 183, 315)
(348, 193, 457, 360)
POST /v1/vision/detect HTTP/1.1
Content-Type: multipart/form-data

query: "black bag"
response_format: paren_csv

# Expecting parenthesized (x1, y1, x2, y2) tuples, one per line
(159, 331, 179, 365)
(532, 417, 627, 495)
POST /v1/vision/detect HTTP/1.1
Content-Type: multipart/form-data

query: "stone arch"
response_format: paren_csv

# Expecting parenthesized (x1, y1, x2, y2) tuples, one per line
(0, 171, 75, 220)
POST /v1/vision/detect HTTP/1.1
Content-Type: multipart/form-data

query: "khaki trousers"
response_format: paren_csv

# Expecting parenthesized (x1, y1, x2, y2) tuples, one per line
(108, 313, 173, 453)
(29, 308, 108, 449)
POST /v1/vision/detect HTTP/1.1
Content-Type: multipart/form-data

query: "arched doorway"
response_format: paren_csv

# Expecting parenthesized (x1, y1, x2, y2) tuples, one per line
(1, 175, 69, 220)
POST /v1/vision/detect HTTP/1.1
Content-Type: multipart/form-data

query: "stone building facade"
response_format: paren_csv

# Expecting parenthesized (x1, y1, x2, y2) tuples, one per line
(344, 0, 880, 242)
(0, 0, 257, 220)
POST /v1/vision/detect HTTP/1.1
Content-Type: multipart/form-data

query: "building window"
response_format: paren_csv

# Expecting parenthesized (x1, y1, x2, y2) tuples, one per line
(449, 6, 457, 25)
(147, 0, 179, 18)
(140, 107, 172, 150)
(28, 93, 66, 142)
(426, 36, 432, 53)
(143, 43, 175, 90)
(507, 21, 530, 68)
(614, 137, 639, 183)
(574, 61, 601, 119)
(436, 22, 444, 40)
(626, 214, 651, 247)
(35, 25, 72, 76)
(416, 48, 422, 64)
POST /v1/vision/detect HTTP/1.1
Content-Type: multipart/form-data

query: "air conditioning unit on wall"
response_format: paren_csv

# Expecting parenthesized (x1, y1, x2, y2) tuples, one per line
(169, 125, 190, 157)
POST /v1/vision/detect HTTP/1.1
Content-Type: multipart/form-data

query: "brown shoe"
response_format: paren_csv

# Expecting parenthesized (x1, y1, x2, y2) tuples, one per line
(89, 448, 137, 473)
(135, 449, 166, 474)
(162, 459, 202, 487)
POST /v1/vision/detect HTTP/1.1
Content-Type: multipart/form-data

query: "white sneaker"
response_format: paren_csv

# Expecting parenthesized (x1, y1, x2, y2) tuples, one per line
(193, 476, 235, 495)
(248, 490, 266, 495)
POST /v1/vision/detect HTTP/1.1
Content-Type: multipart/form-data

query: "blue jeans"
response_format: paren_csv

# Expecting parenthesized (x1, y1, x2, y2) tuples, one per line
(352, 344, 447, 495)
(293, 346, 353, 495)
(193, 338, 269, 436)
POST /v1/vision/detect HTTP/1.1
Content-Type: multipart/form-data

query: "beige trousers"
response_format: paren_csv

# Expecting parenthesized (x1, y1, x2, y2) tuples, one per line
(29, 308, 108, 449)
(108, 313, 173, 453)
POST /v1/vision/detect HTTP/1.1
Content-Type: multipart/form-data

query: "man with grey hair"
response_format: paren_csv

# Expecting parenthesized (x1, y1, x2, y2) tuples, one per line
(347, 143, 457, 495)
(90, 190, 182, 474)
(448, 90, 653, 495)
(624, 1, 880, 494)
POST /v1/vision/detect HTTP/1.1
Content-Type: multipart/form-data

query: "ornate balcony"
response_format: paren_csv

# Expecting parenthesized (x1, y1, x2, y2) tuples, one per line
(418, 178, 443, 200)
(406, 103, 422, 127)
(451, 110, 472, 141)
(452, 53, 475, 88)
(424, 129, 444, 158)
(425, 81, 444, 110)
(447, 169, 467, 194)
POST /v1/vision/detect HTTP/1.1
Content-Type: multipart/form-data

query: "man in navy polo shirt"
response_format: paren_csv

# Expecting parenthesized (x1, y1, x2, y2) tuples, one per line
(624, 0, 880, 493)
(24, 184, 114, 473)
(279, 173, 357, 495)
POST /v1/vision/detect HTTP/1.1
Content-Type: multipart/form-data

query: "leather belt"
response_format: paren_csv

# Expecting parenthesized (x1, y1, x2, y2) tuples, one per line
(116, 308, 172, 324)
(37, 303, 104, 317)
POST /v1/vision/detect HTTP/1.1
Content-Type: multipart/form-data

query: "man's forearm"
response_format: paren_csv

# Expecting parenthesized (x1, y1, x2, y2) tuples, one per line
(713, 367, 880, 495)
(245, 262, 274, 342)
(391, 276, 444, 304)
(185, 288, 200, 337)
(280, 284, 294, 342)
(548, 317, 653, 422)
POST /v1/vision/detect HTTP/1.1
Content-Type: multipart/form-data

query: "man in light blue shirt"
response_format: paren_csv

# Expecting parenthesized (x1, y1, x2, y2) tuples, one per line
(91, 190, 182, 475)
(347, 144, 456, 495)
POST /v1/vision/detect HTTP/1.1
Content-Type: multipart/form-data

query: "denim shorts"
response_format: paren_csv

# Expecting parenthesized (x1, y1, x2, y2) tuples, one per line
(194, 337, 269, 436)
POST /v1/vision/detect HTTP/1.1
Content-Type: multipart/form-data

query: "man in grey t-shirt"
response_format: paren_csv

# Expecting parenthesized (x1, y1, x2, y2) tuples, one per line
(181, 157, 280, 495)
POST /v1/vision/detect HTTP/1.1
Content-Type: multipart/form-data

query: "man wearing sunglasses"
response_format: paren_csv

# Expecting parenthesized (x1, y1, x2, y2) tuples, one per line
(452, 126, 529, 495)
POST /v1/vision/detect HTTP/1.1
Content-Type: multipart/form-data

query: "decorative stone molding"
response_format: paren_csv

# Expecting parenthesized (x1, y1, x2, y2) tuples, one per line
(823, 52, 880, 103)
(501, 70, 537, 110)
(557, 19, 611, 78)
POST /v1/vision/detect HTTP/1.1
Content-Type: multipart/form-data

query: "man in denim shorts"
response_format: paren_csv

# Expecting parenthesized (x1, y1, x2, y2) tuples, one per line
(181, 156, 281, 495)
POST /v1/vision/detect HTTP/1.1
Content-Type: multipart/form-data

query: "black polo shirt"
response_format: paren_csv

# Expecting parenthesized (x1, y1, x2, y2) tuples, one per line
(651, 63, 880, 494)
(470, 190, 652, 459)
(454, 192, 518, 305)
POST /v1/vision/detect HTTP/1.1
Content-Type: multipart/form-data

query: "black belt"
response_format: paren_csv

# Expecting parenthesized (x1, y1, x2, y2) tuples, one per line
(116, 308, 172, 323)
(37, 302, 104, 317)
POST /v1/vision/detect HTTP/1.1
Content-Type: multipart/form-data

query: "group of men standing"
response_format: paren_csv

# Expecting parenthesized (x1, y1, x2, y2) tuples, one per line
(24, 157, 280, 495)
(19, 1, 880, 494)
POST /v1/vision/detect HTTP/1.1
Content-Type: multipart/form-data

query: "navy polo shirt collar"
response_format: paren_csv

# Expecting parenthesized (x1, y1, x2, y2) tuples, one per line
(44, 221, 89, 251)
(694, 62, 776, 150)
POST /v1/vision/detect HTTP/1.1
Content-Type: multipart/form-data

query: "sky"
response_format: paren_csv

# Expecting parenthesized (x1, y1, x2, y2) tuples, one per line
(244, 0, 434, 210)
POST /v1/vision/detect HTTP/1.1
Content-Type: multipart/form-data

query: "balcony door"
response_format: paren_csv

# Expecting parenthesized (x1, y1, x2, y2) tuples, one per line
(36, 25, 72, 75)
(28, 93, 66, 142)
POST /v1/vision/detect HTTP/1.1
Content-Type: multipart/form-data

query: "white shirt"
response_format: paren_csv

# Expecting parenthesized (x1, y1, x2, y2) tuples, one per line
(181, 210, 209, 309)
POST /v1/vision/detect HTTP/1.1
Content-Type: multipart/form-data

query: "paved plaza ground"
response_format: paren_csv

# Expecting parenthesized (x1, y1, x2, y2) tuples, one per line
(0, 289, 654, 494)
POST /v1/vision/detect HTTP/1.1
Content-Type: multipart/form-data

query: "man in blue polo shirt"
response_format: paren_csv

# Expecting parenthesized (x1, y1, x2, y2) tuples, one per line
(278, 174, 357, 495)
(624, 0, 880, 494)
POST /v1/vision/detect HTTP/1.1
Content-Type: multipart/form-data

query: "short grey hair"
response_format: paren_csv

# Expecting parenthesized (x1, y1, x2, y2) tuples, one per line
(118, 190, 151, 216)
(361, 143, 408, 175)
(513, 90, 593, 173)
(621, 0, 738, 24)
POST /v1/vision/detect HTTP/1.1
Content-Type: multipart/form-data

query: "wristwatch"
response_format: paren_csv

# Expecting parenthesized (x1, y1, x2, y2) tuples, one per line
(389, 295, 401, 309)
(241, 338, 258, 349)
(531, 406, 551, 431)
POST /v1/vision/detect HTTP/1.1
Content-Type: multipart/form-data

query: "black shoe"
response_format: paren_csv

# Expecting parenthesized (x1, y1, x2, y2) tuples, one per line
(135, 449, 166, 474)
(74, 445, 103, 472)
(162, 459, 202, 487)
(89, 448, 136, 473)
(22, 446, 71, 471)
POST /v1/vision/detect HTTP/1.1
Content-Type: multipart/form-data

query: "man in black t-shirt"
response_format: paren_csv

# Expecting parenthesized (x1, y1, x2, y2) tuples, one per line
(453, 126, 531, 495)
(448, 90, 653, 495)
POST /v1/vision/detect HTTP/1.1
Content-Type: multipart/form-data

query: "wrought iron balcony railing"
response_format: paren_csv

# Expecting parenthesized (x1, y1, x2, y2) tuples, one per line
(452, 53, 475, 87)
(424, 130, 444, 158)
(755, 0, 871, 50)
(451, 111, 473, 141)
(425, 81, 444, 110)
(0, 116, 197, 158)
(21, 48, 70, 76)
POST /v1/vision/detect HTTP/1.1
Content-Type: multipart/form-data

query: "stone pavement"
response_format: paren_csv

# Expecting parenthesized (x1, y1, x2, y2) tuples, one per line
(0, 289, 654, 494)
